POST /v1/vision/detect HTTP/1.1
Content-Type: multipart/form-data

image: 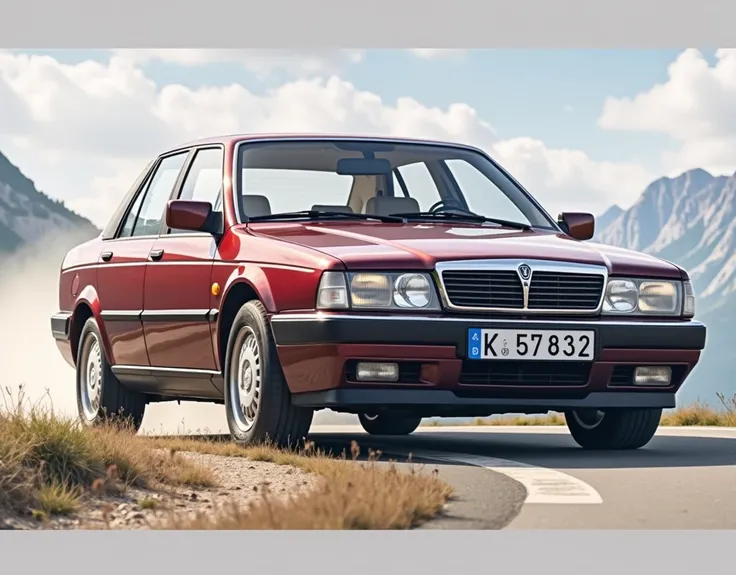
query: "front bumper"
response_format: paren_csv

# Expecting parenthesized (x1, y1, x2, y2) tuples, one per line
(271, 313, 706, 414)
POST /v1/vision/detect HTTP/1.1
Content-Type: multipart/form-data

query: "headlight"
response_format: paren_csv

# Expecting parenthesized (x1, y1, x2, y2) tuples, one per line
(602, 278, 689, 317)
(350, 273, 392, 307)
(394, 273, 432, 308)
(638, 281, 678, 313)
(316, 271, 440, 311)
(603, 279, 638, 313)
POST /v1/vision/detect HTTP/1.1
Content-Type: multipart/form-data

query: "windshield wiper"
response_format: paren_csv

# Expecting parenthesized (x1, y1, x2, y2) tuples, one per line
(247, 210, 404, 224)
(390, 211, 531, 231)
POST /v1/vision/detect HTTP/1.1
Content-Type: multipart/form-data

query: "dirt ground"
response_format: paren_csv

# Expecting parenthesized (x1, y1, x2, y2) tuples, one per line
(1, 451, 319, 530)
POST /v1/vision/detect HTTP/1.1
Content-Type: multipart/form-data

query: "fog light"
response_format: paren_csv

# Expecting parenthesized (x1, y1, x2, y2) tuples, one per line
(634, 366, 672, 386)
(356, 362, 399, 382)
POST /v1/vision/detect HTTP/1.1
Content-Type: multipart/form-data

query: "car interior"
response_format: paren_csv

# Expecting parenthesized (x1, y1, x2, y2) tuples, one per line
(241, 174, 422, 219)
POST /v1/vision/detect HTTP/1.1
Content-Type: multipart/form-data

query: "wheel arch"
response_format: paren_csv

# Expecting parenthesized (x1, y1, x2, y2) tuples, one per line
(70, 285, 113, 366)
(215, 279, 264, 371)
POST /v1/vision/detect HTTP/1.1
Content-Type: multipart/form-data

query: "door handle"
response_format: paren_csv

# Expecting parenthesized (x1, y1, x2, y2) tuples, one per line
(100, 251, 113, 262)
(149, 249, 165, 261)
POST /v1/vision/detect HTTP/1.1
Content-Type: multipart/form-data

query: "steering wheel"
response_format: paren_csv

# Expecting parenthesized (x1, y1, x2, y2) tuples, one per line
(428, 198, 473, 214)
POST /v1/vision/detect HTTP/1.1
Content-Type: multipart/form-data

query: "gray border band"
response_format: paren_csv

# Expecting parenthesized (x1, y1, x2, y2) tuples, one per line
(1, 0, 736, 46)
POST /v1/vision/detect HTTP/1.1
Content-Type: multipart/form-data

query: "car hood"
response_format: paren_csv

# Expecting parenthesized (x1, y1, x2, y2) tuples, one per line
(244, 222, 684, 278)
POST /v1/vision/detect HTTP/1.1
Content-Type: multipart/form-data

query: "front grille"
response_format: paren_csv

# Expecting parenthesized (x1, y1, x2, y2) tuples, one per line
(459, 361, 591, 387)
(442, 270, 524, 308)
(441, 268, 605, 312)
(528, 272, 604, 310)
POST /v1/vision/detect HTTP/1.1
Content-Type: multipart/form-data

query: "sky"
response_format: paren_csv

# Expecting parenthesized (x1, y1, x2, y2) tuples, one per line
(1, 48, 735, 228)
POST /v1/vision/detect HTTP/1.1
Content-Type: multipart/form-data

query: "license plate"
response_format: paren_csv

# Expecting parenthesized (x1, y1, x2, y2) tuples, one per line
(467, 328, 595, 361)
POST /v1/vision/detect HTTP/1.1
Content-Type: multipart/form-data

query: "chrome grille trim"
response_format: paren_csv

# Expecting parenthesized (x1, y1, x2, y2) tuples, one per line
(435, 259, 609, 315)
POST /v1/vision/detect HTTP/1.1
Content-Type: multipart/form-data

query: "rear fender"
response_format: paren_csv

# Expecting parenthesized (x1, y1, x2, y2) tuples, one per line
(72, 285, 114, 365)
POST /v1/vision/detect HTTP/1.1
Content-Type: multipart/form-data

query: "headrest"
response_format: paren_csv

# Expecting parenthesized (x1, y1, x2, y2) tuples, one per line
(242, 195, 272, 217)
(364, 196, 420, 217)
(311, 204, 354, 214)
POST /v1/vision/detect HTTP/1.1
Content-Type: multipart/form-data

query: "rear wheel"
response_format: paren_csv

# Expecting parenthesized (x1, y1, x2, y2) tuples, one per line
(564, 408, 662, 450)
(358, 412, 422, 436)
(223, 300, 313, 447)
(76, 317, 147, 431)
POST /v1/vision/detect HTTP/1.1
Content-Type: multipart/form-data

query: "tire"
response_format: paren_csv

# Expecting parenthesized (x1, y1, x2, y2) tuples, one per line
(223, 300, 314, 447)
(564, 408, 662, 450)
(358, 412, 422, 436)
(76, 317, 147, 431)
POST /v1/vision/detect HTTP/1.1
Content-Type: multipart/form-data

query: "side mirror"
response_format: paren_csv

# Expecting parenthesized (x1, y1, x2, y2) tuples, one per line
(165, 200, 221, 235)
(558, 212, 595, 241)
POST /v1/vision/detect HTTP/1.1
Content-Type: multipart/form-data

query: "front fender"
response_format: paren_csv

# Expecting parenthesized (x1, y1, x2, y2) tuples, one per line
(220, 264, 277, 313)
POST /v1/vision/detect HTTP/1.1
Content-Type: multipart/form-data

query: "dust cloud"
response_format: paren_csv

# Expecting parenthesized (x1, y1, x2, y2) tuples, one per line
(0, 232, 356, 434)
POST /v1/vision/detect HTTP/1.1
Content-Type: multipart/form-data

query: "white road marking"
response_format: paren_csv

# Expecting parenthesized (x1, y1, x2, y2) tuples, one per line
(309, 424, 736, 506)
(411, 450, 603, 505)
(310, 427, 602, 505)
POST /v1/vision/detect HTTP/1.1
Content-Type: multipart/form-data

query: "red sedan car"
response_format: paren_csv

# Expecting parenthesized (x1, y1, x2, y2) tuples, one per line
(51, 134, 706, 449)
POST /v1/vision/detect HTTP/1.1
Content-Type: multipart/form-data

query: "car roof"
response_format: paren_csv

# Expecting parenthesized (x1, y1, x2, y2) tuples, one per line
(166, 133, 481, 154)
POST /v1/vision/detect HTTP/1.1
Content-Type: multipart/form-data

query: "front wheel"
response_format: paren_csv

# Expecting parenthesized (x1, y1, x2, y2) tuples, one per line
(223, 300, 313, 447)
(76, 317, 147, 431)
(564, 408, 662, 450)
(358, 412, 422, 436)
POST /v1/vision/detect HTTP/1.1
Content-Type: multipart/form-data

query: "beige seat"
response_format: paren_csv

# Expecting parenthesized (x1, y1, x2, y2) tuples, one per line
(347, 175, 381, 214)
(364, 196, 420, 217)
(311, 204, 354, 213)
(242, 195, 272, 217)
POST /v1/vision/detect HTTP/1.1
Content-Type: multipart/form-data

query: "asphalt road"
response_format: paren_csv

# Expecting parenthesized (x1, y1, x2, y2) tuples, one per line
(307, 425, 736, 529)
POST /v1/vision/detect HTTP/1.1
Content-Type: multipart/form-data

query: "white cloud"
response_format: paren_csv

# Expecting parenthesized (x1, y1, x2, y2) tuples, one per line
(113, 49, 366, 79)
(408, 49, 467, 60)
(598, 48, 736, 176)
(493, 138, 654, 213)
(0, 50, 653, 227)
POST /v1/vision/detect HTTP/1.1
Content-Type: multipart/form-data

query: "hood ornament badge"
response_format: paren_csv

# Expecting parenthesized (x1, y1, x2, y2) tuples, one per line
(518, 263, 532, 281)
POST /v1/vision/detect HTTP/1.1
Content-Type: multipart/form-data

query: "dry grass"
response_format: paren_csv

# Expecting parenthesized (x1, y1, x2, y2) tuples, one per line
(139, 497, 158, 510)
(422, 393, 736, 428)
(424, 412, 567, 427)
(661, 394, 736, 427)
(148, 438, 453, 530)
(2, 385, 453, 530)
(37, 483, 82, 515)
(0, 386, 216, 518)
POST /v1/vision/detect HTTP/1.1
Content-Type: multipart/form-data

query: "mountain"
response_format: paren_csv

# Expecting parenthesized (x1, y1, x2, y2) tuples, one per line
(0, 151, 99, 256)
(595, 168, 736, 405)
(596, 204, 624, 233)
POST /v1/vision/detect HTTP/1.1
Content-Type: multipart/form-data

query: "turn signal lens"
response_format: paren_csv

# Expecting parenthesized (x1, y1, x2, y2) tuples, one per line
(683, 281, 695, 318)
(316, 271, 349, 309)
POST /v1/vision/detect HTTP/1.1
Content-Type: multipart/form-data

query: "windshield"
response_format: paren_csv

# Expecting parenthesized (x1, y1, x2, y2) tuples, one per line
(234, 139, 558, 229)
